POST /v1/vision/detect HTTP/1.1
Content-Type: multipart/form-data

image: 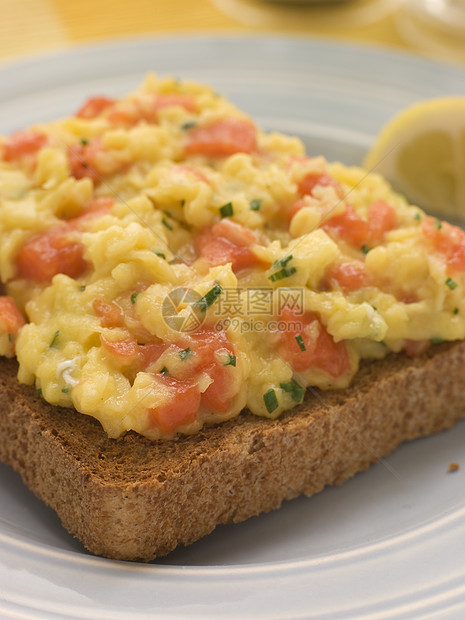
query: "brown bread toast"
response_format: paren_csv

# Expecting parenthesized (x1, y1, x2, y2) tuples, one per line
(0, 340, 464, 562)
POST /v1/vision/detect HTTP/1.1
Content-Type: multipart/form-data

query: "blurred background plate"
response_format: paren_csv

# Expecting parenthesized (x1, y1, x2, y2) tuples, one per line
(211, 0, 401, 27)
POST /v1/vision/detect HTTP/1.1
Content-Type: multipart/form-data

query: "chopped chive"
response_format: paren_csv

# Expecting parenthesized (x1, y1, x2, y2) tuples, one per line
(181, 121, 197, 130)
(49, 330, 60, 348)
(130, 292, 139, 304)
(446, 277, 458, 290)
(7, 333, 12, 343)
(80, 138, 89, 146)
(430, 337, 444, 344)
(79, 285, 86, 291)
(224, 353, 236, 367)
(153, 250, 166, 260)
(268, 266, 297, 282)
(295, 334, 306, 351)
(61, 387, 70, 394)
(371, 305, 378, 312)
(274, 254, 293, 269)
(179, 347, 193, 361)
(159, 366, 169, 374)
(37, 388, 42, 397)
(280, 380, 305, 403)
(194, 284, 223, 312)
(249, 198, 262, 211)
(434, 219, 443, 230)
(180, 199, 185, 207)
(361, 245, 371, 255)
(162, 217, 173, 230)
(413, 212, 422, 221)
(263, 388, 279, 414)
(219, 202, 234, 218)
(453, 307, 459, 315)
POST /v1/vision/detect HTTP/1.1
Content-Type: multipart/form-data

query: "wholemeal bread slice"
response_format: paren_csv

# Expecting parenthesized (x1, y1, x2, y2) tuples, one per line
(1, 340, 464, 562)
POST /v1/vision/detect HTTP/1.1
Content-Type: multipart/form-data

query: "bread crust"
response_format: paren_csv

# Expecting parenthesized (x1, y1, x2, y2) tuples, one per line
(1, 341, 464, 561)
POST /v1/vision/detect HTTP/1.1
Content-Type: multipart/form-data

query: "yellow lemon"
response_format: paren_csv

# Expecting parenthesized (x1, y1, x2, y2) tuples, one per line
(363, 97, 465, 221)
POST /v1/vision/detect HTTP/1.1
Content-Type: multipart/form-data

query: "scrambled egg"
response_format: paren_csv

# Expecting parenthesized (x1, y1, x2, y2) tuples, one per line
(0, 74, 464, 439)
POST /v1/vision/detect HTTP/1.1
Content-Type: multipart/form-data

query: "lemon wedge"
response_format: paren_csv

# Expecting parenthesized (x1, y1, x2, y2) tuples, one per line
(363, 97, 465, 221)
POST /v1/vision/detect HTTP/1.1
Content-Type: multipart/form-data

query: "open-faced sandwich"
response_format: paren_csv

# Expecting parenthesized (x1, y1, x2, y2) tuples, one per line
(0, 75, 464, 560)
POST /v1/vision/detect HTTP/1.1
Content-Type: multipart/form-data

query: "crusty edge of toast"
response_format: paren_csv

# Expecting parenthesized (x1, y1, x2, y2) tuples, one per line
(1, 341, 464, 562)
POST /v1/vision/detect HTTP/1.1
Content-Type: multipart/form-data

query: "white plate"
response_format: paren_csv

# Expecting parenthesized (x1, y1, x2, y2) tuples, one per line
(1, 35, 465, 619)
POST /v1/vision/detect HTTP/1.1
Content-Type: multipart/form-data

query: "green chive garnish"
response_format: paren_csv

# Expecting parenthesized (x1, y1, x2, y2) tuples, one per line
(219, 202, 234, 218)
(181, 121, 197, 130)
(454, 307, 459, 315)
(224, 354, 236, 367)
(194, 284, 223, 312)
(280, 380, 305, 403)
(154, 250, 166, 260)
(37, 388, 42, 397)
(263, 389, 279, 414)
(159, 366, 169, 374)
(250, 199, 262, 211)
(413, 212, 422, 221)
(49, 330, 60, 348)
(274, 254, 293, 268)
(61, 387, 70, 394)
(430, 337, 444, 344)
(434, 219, 442, 230)
(80, 138, 89, 146)
(295, 334, 306, 351)
(130, 292, 139, 304)
(361, 245, 371, 255)
(162, 217, 173, 230)
(446, 277, 458, 290)
(268, 266, 297, 282)
(179, 347, 193, 361)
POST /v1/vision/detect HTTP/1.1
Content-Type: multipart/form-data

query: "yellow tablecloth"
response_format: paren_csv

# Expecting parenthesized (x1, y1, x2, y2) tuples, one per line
(1, 0, 464, 66)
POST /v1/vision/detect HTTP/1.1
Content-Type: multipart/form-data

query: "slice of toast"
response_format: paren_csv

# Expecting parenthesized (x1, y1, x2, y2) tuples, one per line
(1, 341, 464, 562)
